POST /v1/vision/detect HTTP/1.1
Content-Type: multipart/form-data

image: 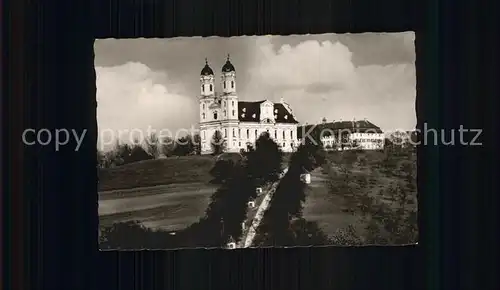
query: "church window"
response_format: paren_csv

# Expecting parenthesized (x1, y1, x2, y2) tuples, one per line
(246, 129, 249, 138)
(238, 129, 241, 137)
(202, 103, 205, 109)
(210, 84, 213, 91)
(202, 85, 204, 92)
(202, 113, 205, 119)
(224, 82, 226, 89)
(283, 143, 286, 148)
(255, 130, 258, 138)
(224, 110, 227, 117)
(290, 130, 293, 139)
(274, 130, 277, 139)
(239, 142, 241, 147)
(233, 129, 236, 137)
(214, 112, 218, 120)
(231, 81, 234, 88)
(224, 129, 227, 137)
(283, 131, 285, 139)
(232, 101, 234, 106)
(232, 110, 235, 116)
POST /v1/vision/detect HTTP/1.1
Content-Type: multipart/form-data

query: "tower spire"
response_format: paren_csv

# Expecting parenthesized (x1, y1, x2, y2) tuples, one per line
(227, 54, 230, 61)
(205, 57, 208, 65)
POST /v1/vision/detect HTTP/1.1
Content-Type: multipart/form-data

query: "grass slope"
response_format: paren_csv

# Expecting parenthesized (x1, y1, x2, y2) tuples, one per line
(302, 150, 417, 238)
(98, 155, 216, 191)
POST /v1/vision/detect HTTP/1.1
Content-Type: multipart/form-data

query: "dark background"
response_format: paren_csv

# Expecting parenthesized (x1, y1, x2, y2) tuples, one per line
(3, 0, 499, 289)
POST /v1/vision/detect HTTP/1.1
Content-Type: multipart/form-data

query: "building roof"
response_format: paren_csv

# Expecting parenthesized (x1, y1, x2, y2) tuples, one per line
(221, 55, 235, 73)
(297, 120, 383, 138)
(200, 59, 214, 76)
(237, 101, 299, 124)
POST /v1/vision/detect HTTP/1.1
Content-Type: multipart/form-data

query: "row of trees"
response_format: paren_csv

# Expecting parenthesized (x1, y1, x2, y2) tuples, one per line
(318, 143, 418, 245)
(254, 134, 331, 246)
(254, 130, 418, 247)
(99, 132, 283, 249)
(97, 133, 203, 168)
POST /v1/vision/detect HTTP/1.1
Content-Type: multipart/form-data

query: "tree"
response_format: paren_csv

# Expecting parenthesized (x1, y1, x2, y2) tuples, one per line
(111, 141, 132, 166)
(172, 135, 194, 156)
(209, 159, 235, 184)
(330, 225, 363, 246)
(351, 139, 360, 150)
(97, 149, 105, 168)
(192, 133, 201, 155)
(160, 136, 175, 157)
(125, 145, 154, 164)
(246, 132, 283, 185)
(144, 133, 160, 158)
(210, 130, 226, 155)
(290, 218, 332, 246)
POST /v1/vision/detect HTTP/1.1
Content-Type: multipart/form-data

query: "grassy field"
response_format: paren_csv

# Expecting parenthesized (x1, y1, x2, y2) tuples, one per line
(99, 155, 219, 232)
(99, 183, 216, 231)
(98, 155, 216, 191)
(302, 170, 359, 237)
(99, 152, 294, 233)
(302, 149, 417, 238)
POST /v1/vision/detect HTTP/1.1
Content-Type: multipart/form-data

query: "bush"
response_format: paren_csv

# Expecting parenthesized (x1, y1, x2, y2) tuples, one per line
(99, 220, 181, 249)
(330, 224, 363, 246)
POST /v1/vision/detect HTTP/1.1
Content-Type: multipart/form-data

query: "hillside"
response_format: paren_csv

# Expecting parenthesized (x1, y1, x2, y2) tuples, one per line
(98, 155, 216, 191)
(302, 150, 417, 238)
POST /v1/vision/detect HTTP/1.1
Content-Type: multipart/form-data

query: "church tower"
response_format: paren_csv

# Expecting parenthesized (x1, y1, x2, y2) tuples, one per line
(199, 58, 217, 125)
(220, 54, 239, 122)
(200, 58, 215, 97)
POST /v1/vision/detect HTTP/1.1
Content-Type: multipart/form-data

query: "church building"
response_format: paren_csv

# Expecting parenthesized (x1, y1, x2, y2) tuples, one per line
(198, 56, 300, 155)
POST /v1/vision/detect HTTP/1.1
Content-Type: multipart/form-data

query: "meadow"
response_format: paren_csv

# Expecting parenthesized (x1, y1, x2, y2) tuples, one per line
(303, 149, 418, 244)
(98, 155, 217, 231)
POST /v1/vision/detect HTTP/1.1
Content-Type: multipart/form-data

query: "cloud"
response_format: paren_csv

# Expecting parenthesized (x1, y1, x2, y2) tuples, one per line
(248, 39, 357, 92)
(246, 38, 416, 131)
(96, 62, 197, 150)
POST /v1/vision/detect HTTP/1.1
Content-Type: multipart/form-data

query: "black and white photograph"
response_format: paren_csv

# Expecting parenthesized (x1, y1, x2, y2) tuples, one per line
(96, 33, 418, 250)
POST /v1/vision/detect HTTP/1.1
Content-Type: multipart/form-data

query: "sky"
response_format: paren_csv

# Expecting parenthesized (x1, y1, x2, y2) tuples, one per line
(95, 32, 416, 150)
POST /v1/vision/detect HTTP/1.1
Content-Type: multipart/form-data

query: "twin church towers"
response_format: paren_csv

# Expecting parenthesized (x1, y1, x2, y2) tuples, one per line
(200, 54, 236, 98)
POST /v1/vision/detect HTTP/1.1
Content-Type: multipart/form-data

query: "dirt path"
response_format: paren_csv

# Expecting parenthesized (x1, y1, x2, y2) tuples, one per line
(237, 167, 288, 248)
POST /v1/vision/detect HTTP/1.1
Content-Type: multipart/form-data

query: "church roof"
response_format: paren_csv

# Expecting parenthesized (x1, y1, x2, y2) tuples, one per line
(297, 120, 383, 138)
(222, 55, 235, 72)
(200, 59, 214, 76)
(237, 101, 299, 124)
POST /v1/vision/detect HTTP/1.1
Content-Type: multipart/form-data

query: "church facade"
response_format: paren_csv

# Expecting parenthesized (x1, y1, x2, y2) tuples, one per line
(198, 56, 300, 155)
